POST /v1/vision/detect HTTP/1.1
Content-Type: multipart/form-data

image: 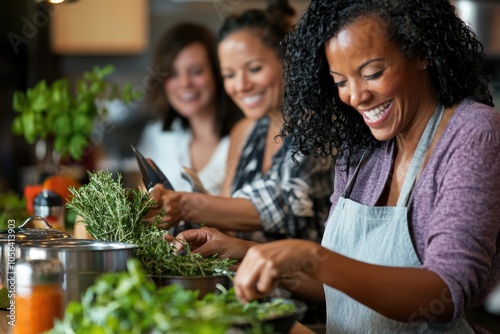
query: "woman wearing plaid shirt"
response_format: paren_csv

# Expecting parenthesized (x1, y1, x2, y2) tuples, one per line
(144, 0, 333, 244)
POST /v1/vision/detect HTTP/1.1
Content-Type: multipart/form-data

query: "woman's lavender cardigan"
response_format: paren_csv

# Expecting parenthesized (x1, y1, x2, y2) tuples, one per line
(327, 99, 500, 321)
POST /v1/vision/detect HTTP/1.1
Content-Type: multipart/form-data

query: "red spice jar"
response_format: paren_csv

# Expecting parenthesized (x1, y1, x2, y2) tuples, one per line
(13, 259, 64, 334)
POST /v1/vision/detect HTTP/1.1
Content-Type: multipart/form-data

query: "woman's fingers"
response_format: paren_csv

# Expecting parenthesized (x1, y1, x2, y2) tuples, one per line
(234, 246, 279, 302)
(148, 184, 164, 204)
(234, 240, 321, 302)
(173, 227, 253, 261)
(143, 184, 185, 227)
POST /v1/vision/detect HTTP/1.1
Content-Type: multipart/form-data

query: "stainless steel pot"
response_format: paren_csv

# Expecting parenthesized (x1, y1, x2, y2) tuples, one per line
(0, 216, 72, 298)
(16, 239, 137, 306)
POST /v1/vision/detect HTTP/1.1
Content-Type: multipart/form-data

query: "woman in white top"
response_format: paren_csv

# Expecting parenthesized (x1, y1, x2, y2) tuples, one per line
(137, 23, 242, 195)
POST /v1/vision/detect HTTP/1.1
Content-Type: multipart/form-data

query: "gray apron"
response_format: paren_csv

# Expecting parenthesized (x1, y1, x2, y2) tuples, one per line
(321, 106, 474, 333)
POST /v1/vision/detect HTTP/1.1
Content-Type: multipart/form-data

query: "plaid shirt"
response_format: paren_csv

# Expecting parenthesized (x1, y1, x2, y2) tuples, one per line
(232, 117, 334, 243)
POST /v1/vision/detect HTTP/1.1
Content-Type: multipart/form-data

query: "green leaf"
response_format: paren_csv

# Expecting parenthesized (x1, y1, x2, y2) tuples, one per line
(28, 81, 50, 113)
(11, 116, 23, 135)
(54, 136, 69, 156)
(33, 112, 48, 138)
(89, 81, 104, 95)
(12, 91, 27, 112)
(73, 114, 93, 133)
(53, 115, 72, 137)
(51, 79, 71, 106)
(77, 98, 98, 116)
(20, 112, 37, 143)
(121, 83, 142, 103)
(93, 65, 115, 80)
(68, 134, 88, 161)
(76, 79, 88, 97)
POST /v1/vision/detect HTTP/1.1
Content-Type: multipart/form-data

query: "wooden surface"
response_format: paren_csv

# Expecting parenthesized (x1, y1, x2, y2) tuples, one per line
(0, 310, 314, 334)
(50, 0, 148, 54)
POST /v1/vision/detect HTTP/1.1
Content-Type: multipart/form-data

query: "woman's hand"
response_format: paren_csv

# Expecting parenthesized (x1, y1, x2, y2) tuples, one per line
(172, 227, 256, 261)
(234, 239, 327, 302)
(143, 184, 185, 229)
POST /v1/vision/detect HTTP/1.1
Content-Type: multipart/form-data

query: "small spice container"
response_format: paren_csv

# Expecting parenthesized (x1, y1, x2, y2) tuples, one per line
(34, 190, 65, 231)
(13, 258, 64, 334)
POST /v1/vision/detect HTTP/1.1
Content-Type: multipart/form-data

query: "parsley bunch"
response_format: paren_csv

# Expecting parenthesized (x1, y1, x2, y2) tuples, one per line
(48, 259, 297, 334)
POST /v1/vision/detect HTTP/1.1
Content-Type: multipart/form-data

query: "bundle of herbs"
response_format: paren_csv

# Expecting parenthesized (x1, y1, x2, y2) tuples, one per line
(67, 170, 234, 277)
(48, 259, 299, 334)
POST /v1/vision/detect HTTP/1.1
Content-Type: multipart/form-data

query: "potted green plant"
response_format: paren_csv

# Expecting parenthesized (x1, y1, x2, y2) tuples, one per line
(11, 65, 137, 162)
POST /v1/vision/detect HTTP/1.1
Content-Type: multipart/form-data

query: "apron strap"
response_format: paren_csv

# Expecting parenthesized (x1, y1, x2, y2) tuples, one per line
(342, 149, 369, 198)
(397, 104, 445, 206)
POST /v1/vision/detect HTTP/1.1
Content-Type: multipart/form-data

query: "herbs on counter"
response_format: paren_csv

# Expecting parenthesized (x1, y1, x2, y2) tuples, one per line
(47, 259, 298, 334)
(66, 170, 234, 277)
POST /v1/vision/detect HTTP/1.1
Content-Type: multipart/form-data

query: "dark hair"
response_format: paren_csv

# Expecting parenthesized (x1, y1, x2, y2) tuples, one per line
(280, 0, 493, 164)
(217, 0, 295, 58)
(148, 22, 242, 137)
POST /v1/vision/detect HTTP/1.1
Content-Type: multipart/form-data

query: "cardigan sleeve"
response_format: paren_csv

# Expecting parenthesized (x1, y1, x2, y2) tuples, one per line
(418, 117, 500, 320)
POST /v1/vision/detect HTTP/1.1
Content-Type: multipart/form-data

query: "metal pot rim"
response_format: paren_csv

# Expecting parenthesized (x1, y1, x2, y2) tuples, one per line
(16, 239, 138, 251)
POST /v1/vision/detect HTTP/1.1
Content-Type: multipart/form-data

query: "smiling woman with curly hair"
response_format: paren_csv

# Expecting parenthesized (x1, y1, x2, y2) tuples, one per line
(216, 0, 499, 332)
(281, 0, 493, 165)
(168, 1, 499, 332)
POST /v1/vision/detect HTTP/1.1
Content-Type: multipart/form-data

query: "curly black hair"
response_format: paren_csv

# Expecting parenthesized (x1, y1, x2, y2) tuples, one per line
(147, 23, 242, 138)
(217, 0, 295, 59)
(280, 0, 493, 164)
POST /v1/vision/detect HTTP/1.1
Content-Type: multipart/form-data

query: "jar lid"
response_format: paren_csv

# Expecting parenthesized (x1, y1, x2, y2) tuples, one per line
(34, 190, 63, 207)
(15, 258, 63, 286)
(0, 216, 72, 241)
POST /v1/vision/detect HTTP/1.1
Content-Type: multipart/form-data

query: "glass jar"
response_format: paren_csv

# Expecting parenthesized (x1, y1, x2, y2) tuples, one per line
(13, 258, 64, 334)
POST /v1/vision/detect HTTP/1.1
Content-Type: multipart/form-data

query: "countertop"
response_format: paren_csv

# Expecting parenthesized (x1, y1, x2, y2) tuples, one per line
(0, 310, 314, 334)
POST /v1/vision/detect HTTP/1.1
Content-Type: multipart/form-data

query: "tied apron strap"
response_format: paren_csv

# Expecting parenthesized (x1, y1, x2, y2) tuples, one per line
(397, 104, 445, 207)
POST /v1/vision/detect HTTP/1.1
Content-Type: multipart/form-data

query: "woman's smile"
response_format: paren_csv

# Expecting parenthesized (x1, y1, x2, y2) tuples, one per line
(361, 100, 392, 125)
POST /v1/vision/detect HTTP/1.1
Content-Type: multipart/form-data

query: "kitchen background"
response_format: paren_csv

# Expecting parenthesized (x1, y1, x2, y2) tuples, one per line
(1, 0, 499, 194)
(1, 1, 500, 332)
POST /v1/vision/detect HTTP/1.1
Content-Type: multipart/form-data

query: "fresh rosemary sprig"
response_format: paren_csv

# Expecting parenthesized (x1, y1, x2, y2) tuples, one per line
(67, 170, 234, 277)
(67, 170, 152, 243)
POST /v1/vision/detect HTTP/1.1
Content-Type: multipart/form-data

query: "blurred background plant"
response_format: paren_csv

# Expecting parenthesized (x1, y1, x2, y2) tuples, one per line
(11, 65, 138, 162)
(0, 192, 28, 230)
